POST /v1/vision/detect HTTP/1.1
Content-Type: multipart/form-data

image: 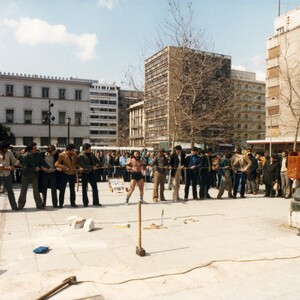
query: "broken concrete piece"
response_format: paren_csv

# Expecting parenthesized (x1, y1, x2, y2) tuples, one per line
(84, 218, 95, 231)
(67, 216, 78, 226)
(73, 218, 86, 229)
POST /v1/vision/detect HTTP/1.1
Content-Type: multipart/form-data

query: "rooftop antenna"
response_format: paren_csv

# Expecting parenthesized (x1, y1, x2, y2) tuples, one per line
(278, 0, 281, 17)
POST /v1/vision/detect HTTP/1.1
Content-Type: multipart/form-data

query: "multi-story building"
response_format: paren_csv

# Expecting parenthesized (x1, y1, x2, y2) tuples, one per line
(231, 69, 266, 149)
(0, 72, 93, 149)
(118, 89, 142, 146)
(144, 46, 232, 149)
(265, 6, 300, 151)
(89, 83, 118, 146)
(129, 101, 144, 147)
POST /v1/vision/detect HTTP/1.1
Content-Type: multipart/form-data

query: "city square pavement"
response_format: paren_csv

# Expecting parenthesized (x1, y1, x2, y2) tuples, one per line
(1, 181, 300, 300)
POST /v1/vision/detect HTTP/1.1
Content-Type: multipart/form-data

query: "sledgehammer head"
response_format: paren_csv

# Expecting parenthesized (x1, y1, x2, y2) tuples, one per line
(63, 276, 77, 285)
(136, 246, 146, 257)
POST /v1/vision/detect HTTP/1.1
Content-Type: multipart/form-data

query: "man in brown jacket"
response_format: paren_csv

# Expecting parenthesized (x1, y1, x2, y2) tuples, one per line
(231, 148, 252, 199)
(55, 144, 78, 208)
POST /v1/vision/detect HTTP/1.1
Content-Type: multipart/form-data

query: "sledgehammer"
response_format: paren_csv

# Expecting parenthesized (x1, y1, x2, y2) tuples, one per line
(136, 200, 146, 256)
(36, 276, 77, 300)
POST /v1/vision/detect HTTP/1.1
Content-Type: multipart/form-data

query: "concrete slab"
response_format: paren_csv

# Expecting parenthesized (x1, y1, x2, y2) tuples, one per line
(1, 182, 300, 299)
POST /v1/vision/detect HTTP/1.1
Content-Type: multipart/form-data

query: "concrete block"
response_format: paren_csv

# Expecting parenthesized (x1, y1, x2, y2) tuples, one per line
(288, 210, 300, 228)
(84, 218, 95, 232)
(67, 216, 78, 226)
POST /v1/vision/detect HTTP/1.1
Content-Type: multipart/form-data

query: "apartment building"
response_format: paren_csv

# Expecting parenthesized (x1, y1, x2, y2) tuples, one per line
(231, 69, 266, 149)
(144, 46, 232, 149)
(89, 83, 118, 146)
(0, 72, 93, 149)
(118, 89, 142, 146)
(128, 101, 144, 147)
(266, 6, 300, 149)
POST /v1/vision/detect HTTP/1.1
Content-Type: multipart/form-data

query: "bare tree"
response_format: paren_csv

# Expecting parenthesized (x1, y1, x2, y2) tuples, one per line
(146, 0, 236, 149)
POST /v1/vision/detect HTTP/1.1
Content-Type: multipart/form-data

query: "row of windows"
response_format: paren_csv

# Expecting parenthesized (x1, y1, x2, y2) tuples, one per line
(90, 99, 117, 105)
(22, 137, 83, 148)
(91, 107, 117, 112)
(90, 92, 117, 97)
(90, 122, 117, 127)
(4, 84, 82, 100)
(90, 115, 117, 120)
(236, 124, 262, 130)
(5, 109, 82, 125)
(90, 130, 117, 135)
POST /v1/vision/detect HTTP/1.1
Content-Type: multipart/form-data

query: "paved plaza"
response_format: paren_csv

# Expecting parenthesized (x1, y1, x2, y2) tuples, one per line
(1, 181, 300, 300)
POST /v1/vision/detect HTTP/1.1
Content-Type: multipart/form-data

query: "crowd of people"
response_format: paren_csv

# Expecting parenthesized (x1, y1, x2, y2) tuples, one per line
(0, 140, 294, 211)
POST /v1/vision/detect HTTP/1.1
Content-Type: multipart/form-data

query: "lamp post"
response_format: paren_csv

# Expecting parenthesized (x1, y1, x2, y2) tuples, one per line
(67, 117, 71, 145)
(48, 100, 55, 145)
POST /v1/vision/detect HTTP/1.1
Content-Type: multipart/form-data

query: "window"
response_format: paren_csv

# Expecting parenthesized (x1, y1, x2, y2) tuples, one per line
(237, 124, 241, 129)
(59, 112, 66, 125)
(75, 90, 82, 100)
(24, 86, 32, 97)
(59, 88, 66, 99)
(74, 138, 83, 149)
(258, 125, 262, 130)
(245, 124, 248, 129)
(57, 137, 67, 147)
(40, 137, 49, 146)
(6, 85, 14, 96)
(42, 111, 48, 124)
(24, 110, 32, 124)
(75, 112, 82, 125)
(23, 136, 33, 145)
(42, 87, 49, 98)
(6, 109, 14, 123)
(245, 114, 248, 119)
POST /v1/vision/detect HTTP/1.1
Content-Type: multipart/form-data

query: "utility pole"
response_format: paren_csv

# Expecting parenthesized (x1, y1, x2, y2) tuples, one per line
(48, 100, 55, 145)
(278, 0, 281, 17)
(67, 116, 71, 145)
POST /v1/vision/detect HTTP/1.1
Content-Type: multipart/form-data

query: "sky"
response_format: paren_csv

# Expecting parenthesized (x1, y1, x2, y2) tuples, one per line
(1, 0, 300, 88)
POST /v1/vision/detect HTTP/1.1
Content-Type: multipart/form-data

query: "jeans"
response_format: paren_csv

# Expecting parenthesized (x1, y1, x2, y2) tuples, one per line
(59, 173, 76, 206)
(81, 172, 99, 206)
(0, 174, 18, 209)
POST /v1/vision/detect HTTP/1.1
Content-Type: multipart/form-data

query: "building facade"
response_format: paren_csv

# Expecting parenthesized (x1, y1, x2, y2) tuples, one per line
(0, 72, 93, 149)
(265, 7, 300, 149)
(118, 89, 142, 146)
(231, 69, 266, 149)
(89, 83, 118, 146)
(129, 101, 145, 147)
(144, 46, 232, 149)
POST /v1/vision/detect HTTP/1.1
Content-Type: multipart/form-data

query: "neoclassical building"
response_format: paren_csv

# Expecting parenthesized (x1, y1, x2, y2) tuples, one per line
(0, 72, 93, 149)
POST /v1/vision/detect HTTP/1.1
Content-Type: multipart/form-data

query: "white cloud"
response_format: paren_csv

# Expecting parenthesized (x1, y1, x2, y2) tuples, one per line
(97, 0, 119, 10)
(2, 17, 98, 62)
(232, 65, 246, 71)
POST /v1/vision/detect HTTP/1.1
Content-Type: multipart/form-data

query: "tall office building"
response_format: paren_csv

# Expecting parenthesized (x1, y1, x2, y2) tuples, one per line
(144, 46, 231, 149)
(89, 83, 118, 146)
(266, 7, 300, 146)
(231, 70, 265, 149)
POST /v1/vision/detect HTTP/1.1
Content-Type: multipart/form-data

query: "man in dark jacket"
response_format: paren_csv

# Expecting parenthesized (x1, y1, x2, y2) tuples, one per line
(170, 145, 186, 202)
(184, 147, 201, 200)
(78, 143, 101, 207)
(18, 143, 47, 210)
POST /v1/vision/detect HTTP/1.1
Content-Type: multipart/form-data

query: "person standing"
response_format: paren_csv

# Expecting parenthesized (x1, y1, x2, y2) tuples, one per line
(217, 151, 233, 199)
(199, 149, 213, 200)
(125, 151, 147, 205)
(246, 153, 258, 195)
(152, 148, 169, 202)
(280, 150, 291, 199)
(41, 145, 59, 208)
(18, 143, 46, 210)
(184, 147, 201, 200)
(78, 143, 102, 207)
(55, 144, 78, 208)
(0, 141, 19, 210)
(170, 145, 186, 202)
(231, 148, 252, 199)
(263, 154, 280, 197)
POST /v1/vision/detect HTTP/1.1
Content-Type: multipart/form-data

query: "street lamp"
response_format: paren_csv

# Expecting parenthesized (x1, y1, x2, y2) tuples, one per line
(47, 100, 55, 145)
(67, 116, 71, 145)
